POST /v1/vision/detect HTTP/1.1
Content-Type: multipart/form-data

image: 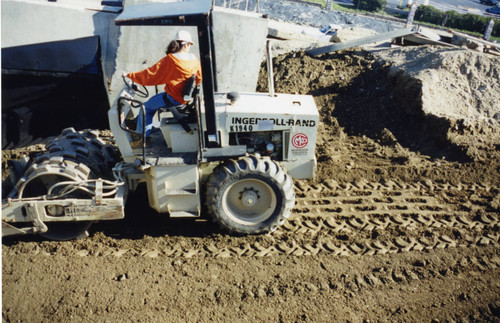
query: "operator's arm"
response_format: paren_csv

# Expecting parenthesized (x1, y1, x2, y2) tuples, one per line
(127, 57, 169, 86)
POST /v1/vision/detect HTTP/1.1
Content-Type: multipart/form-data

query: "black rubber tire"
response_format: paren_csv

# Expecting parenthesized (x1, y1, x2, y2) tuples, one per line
(205, 155, 295, 235)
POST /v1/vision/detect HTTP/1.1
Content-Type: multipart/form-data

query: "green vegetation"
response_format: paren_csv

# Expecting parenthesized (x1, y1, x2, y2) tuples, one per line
(305, 0, 327, 6)
(331, 3, 359, 13)
(415, 5, 499, 38)
(353, 0, 387, 12)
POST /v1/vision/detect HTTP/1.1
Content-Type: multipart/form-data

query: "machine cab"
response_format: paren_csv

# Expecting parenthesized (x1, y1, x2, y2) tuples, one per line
(110, 0, 226, 165)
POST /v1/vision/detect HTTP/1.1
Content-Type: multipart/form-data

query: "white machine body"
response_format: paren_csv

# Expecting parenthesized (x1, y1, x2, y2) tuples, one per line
(133, 92, 319, 215)
(161, 92, 319, 178)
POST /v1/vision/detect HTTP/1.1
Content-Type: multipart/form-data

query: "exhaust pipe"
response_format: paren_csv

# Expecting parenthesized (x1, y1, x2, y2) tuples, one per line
(266, 39, 275, 97)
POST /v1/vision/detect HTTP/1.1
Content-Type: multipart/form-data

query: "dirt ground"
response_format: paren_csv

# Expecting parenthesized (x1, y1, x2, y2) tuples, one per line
(3, 46, 500, 322)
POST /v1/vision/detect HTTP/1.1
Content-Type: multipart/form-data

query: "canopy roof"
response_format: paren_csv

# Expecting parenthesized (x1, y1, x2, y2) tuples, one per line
(115, 0, 212, 26)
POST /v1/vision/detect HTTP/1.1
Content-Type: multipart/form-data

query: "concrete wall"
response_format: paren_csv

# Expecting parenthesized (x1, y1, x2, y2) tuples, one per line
(1, 0, 120, 81)
(109, 24, 200, 101)
(212, 7, 268, 94)
(110, 1, 268, 102)
(2, 0, 269, 104)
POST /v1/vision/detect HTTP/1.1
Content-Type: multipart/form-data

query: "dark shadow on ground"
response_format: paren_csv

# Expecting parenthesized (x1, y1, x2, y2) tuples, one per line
(2, 186, 223, 245)
(257, 50, 469, 163)
(322, 62, 469, 162)
(91, 186, 222, 240)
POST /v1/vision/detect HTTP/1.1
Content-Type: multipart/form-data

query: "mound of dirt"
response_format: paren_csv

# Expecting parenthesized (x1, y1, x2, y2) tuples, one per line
(258, 46, 500, 184)
(376, 46, 500, 162)
(375, 47, 500, 125)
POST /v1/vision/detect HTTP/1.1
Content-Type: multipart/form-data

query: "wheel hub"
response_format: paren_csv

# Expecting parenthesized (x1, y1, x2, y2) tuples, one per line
(240, 188, 259, 207)
(220, 176, 278, 226)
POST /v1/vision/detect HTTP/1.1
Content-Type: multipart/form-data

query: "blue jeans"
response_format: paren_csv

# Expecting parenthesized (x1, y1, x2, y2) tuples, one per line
(136, 92, 180, 137)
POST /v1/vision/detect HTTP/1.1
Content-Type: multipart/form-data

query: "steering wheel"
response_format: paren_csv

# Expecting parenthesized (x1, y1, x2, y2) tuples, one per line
(122, 75, 149, 98)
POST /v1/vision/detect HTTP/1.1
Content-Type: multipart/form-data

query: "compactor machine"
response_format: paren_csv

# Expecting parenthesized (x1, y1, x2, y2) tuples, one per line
(2, 0, 319, 240)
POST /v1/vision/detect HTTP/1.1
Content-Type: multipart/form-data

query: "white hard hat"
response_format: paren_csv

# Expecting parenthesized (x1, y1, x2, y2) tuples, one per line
(176, 30, 193, 45)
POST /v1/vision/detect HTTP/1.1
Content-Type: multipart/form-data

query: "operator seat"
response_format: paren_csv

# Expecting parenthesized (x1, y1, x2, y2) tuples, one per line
(158, 74, 199, 134)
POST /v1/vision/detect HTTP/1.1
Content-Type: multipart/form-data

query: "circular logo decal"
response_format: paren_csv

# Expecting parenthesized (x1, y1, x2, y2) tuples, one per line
(292, 133, 308, 149)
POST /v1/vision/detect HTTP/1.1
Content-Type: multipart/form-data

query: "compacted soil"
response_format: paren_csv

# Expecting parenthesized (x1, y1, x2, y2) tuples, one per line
(2, 46, 500, 322)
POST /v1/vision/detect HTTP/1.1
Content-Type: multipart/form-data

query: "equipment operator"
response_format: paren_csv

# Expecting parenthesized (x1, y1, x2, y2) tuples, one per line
(123, 30, 202, 148)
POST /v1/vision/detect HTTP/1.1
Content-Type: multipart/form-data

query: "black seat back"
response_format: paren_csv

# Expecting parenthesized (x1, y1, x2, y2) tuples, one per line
(183, 74, 197, 102)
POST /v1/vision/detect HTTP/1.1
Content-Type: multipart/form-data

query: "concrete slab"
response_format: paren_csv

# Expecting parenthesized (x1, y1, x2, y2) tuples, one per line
(330, 27, 378, 43)
(212, 6, 268, 93)
(1, 0, 120, 82)
(308, 27, 417, 55)
(268, 20, 329, 42)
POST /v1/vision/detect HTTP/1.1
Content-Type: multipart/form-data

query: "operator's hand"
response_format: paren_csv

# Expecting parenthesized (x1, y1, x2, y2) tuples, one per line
(122, 72, 129, 78)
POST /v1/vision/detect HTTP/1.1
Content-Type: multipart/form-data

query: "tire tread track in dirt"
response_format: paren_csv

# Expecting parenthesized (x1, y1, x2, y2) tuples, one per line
(4, 179, 498, 260)
(6, 228, 497, 259)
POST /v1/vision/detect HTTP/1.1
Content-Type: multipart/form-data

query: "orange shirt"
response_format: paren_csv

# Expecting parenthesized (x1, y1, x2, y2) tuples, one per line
(127, 53, 202, 104)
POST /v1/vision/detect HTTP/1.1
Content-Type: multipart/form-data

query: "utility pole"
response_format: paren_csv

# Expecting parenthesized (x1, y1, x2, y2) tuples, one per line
(406, 3, 417, 27)
(484, 19, 494, 40)
(325, 0, 333, 11)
